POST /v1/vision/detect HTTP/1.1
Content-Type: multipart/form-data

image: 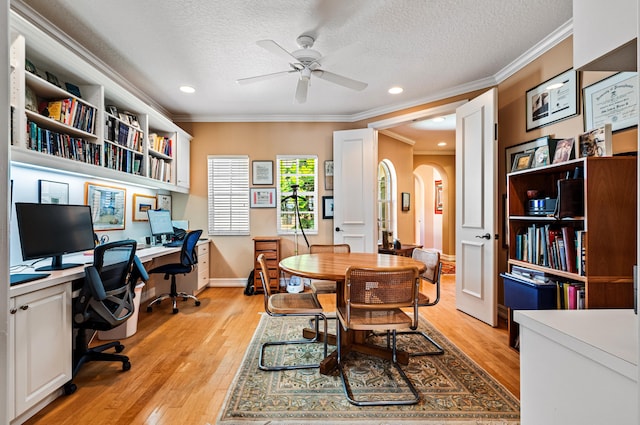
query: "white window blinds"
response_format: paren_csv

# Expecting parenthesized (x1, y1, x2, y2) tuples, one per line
(207, 155, 249, 235)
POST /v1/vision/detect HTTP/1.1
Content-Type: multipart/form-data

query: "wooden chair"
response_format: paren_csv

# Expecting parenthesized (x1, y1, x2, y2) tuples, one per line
(257, 254, 328, 371)
(398, 247, 444, 356)
(308, 243, 350, 294)
(336, 265, 420, 406)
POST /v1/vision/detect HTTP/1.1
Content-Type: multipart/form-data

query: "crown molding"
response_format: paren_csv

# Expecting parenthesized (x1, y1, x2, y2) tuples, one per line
(413, 150, 455, 156)
(172, 113, 354, 123)
(379, 130, 415, 146)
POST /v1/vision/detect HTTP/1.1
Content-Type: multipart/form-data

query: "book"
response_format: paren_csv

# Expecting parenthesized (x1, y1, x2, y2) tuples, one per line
(47, 100, 62, 121)
(561, 227, 577, 274)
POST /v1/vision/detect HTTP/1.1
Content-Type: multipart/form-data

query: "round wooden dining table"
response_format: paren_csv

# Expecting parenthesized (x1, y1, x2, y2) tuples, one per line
(279, 252, 426, 375)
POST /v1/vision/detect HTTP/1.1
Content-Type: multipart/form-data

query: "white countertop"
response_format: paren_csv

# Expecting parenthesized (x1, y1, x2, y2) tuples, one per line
(514, 309, 638, 381)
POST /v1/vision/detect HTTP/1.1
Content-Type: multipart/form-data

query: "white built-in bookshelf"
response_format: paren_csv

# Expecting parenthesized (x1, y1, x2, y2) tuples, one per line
(9, 12, 191, 193)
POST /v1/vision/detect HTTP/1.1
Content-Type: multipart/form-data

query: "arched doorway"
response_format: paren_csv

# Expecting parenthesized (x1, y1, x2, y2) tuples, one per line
(414, 163, 447, 254)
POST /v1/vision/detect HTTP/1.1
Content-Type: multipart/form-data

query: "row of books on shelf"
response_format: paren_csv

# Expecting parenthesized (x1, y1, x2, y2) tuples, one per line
(104, 144, 142, 175)
(514, 224, 585, 276)
(508, 266, 585, 310)
(27, 120, 101, 166)
(148, 133, 173, 156)
(105, 116, 144, 152)
(43, 98, 96, 134)
(149, 156, 171, 182)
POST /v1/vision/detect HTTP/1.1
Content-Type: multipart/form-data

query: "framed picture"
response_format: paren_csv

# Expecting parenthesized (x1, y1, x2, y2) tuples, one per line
(38, 180, 68, 204)
(250, 188, 276, 208)
(324, 160, 334, 190)
(434, 180, 443, 214)
(578, 124, 612, 158)
(132, 194, 157, 221)
(552, 137, 576, 164)
(45, 71, 61, 87)
(85, 182, 126, 230)
(322, 196, 334, 219)
(505, 136, 550, 174)
(157, 193, 172, 213)
(252, 160, 273, 185)
(512, 152, 534, 171)
(526, 68, 578, 131)
(401, 192, 410, 211)
(64, 82, 82, 98)
(583, 72, 638, 133)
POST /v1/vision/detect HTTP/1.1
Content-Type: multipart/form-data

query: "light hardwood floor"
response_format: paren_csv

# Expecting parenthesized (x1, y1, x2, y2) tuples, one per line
(25, 275, 519, 424)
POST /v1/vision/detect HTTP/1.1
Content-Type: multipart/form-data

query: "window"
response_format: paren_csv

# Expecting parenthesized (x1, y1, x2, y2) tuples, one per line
(207, 155, 249, 235)
(378, 160, 397, 241)
(277, 155, 318, 235)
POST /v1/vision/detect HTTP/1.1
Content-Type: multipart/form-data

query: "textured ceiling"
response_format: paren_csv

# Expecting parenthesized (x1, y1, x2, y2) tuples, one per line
(16, 0, 573, 150)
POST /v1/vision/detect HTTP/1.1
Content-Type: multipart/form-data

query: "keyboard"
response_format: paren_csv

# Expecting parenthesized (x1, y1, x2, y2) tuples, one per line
(163, 240, 184, 248)
(10, 273, 51, 286)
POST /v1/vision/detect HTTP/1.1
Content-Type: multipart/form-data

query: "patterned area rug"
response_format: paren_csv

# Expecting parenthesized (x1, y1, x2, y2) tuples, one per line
(441, 261, 456, 275)
(216, 315, 519, 424)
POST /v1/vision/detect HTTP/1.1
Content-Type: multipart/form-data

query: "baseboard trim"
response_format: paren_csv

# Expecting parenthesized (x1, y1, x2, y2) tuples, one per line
(207, 278, 246, 288)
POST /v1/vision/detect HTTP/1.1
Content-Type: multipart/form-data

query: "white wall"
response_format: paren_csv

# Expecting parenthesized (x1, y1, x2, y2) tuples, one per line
(10, 165, 160, 267)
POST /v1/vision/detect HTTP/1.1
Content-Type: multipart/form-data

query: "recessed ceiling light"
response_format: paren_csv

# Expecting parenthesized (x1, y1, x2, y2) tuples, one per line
(432, 116, 445, 123)
(437, 142, 447, 147)
(388, 86, 403, 94)
(180, 85, 195, 93)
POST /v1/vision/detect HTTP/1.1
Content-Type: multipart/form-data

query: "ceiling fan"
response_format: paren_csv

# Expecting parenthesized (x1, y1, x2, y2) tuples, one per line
(236, 34, 368, 104)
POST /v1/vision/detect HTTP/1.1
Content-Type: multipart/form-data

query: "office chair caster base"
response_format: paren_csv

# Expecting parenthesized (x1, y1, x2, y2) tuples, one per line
(195, 300, 201, 306)
(122, 361, 131, 371)
(172, 308, 179, 314)
(146, 306, 153, 312)
(115, 344, 125, 353)
(63, 382, 77, 395)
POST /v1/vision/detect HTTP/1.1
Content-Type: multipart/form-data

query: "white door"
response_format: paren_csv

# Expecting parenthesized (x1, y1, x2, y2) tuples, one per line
(333, 128, 377, 252)
(455, 89, 498, 326)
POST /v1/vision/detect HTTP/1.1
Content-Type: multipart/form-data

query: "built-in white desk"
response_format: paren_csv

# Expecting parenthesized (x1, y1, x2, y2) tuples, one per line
(7, 240, 209, 425)
(514, 309, 638, 425)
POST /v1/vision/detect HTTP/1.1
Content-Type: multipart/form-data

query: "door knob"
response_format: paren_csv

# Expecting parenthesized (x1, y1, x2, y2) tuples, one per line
(476, 233, 491, 240)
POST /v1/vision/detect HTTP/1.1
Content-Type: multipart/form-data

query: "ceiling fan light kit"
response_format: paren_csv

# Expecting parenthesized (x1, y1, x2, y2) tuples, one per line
(236, 34, 368, 103)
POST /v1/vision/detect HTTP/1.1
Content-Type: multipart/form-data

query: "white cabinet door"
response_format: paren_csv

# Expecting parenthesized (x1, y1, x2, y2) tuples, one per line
(176, 131, 191, 189)
(196, 242, 210, 291)
(12, 283, 72, 417)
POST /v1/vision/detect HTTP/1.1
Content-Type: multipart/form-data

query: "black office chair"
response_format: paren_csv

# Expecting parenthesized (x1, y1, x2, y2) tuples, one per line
(65, 239, 148, 395)
(146, 229, 203, 314)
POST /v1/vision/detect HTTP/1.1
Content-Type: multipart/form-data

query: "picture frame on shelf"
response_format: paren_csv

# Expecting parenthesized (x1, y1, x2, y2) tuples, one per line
(252, 160, 273, 185)
(505, 136, 550, 174)
(551, 137, 576, 164)
(107, 105, 118, 116)
(38, 180, 68, 204)
(324, 160, 334, 190)
(85, 182, 126, 230)
(578, 124, 612, 158)
(401, 192, 410, 211)
(512, 152, 534, 171)
(525, 68, 578, 131)
(322, 196, 334, 219)
(45, 71, 61, 87)
(583, 72, 638, 133)
(250, 188, 276, 208)
(64, 82, 82, 98)
(24, 58, 37, 74)
(132, 193, 157, 221)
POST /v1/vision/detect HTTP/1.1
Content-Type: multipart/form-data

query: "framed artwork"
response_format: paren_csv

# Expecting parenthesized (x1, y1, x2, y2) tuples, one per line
(250, 188, 276, 208)
(551, 137, 576, 164)
(434, 180, 443, 214)
(578, 124, 612, 158)
(512, 152, 534, 171)
(583, 72, 638, 132)
(252, 160, 273, 185)
(85, 182, 126, 230)
(526, 68, 578, 131)
(38, 179, 69, 204)
(132, 193, 157, 221)
(324, 160, 334, 190)
(401, 192, 410, 211)
(322, 196, 334, 219)
(157, 193, 172, 213)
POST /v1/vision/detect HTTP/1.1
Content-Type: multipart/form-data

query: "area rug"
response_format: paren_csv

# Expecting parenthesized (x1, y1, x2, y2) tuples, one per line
(216, 314, 519, 424)
(441, 261, 456, 275)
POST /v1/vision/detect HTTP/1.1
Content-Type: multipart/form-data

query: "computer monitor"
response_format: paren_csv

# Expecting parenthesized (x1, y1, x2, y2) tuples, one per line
(147, 209, 174, 237)
(15, 202, 96, 271)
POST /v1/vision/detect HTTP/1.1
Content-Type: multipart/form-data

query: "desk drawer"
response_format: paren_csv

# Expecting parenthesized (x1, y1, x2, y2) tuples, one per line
(255, 241, 278, 252)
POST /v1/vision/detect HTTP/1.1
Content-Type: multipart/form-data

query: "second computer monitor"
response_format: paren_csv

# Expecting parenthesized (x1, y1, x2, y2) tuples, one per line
(147, 209, 174, 237)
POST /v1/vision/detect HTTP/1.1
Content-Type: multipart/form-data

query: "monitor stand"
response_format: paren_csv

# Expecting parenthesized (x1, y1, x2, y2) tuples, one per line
(35, 255, 82, 271)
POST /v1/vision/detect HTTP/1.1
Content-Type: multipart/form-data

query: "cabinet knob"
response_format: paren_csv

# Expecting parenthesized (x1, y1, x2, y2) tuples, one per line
(9, 308, 17, 314)
(335, 227, 342, 232)
(20, 305, 29, 311)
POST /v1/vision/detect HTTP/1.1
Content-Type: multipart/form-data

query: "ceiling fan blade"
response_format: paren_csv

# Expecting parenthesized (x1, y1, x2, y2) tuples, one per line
(295, 77, 309, 103)
(236, 70, 295, 85)
(312, 70, 367, 91)
(256, 39, 299, 63)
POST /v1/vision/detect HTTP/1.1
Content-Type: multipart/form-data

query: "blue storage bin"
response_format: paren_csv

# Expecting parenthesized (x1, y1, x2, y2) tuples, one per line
(501, 273, 556, 310)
